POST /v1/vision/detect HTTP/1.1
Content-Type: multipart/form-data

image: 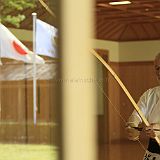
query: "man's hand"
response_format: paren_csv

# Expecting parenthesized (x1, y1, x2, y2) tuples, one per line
(125, 126, 140, 141)
(145, 123, 160, 138)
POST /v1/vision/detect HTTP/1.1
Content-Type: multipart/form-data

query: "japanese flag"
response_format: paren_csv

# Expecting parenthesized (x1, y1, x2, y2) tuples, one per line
(0, 23, 45, 64)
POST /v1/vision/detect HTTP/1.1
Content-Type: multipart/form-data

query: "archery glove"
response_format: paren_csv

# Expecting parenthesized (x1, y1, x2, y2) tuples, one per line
(125, 123, 140, 141)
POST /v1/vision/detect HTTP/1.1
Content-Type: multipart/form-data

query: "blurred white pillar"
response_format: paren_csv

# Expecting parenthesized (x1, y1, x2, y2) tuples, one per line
(61, 0, 97, 160)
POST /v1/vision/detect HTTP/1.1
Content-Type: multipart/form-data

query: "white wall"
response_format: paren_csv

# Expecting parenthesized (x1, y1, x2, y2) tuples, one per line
(119, 40, 160, 62)
(94, 39, 160, 62)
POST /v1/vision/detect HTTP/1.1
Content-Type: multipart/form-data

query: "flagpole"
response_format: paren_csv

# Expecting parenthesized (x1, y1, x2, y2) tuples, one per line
(0, 42, 2, 120)
(0, 42, 1, 62)
(32, 13, 37, 125)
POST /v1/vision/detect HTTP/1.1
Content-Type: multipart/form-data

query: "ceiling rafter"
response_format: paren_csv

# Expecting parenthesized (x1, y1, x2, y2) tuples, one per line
(130, 25, 140, 40)
(152, 23, 160, 37)
(119, 25, 129, 41)
(106, 23, 125, 38)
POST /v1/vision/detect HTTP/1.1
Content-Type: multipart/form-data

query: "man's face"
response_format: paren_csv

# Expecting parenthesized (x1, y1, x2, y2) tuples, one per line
(154, 57, 160, 80)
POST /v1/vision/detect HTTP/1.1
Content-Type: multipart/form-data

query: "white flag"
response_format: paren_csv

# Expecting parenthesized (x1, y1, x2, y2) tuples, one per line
(36, 19, 58, 58)
(0, 23, 45, 64)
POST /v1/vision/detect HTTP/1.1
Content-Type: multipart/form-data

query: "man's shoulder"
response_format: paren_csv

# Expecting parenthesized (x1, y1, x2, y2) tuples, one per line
(144, 86, 160, 96)
(149, 86, 160, 92)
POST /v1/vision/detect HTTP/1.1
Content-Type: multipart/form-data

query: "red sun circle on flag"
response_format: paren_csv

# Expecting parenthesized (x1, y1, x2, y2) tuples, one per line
(12, 41, 28, 55)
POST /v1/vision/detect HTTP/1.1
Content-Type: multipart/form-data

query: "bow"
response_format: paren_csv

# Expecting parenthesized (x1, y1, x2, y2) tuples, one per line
(91, 49, 160, 145)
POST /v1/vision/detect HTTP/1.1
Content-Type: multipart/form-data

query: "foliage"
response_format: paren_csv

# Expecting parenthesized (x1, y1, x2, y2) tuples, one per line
(0, 0, 36, 27)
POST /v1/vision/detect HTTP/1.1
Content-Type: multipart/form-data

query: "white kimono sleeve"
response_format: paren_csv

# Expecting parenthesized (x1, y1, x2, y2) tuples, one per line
(127, 89, 149, 127)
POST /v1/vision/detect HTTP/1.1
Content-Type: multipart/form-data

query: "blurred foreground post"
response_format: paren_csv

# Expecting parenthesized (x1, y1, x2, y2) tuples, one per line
(61, 0, 97, 160)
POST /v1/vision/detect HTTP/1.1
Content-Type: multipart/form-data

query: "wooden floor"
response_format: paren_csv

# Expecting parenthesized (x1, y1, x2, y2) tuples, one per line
(98, 140, 148, 160)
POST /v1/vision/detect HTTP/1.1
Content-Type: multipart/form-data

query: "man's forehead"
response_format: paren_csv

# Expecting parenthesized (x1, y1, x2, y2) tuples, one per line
(155, 57, 160, 61)
(155, 53, 160, 58)
(155, 55, 160, 61)
(154, 56, 160, 65)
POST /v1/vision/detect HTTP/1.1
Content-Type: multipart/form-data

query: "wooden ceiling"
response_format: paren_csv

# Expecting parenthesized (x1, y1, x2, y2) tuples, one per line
(96, 0, 160, 41)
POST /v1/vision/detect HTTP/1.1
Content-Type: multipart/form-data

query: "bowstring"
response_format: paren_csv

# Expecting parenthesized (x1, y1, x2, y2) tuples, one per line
(95, 80, 146, 152)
